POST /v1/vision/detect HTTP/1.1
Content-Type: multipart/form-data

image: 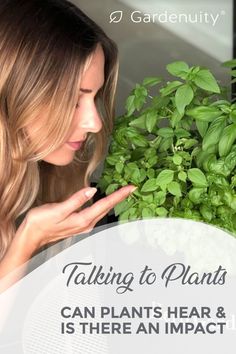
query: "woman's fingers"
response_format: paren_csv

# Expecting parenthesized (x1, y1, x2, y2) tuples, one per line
(88, 185, 136, 217)
(54, 187, 97, 221)
(67, 185, 136, 228)
(23, 185, 137, 249)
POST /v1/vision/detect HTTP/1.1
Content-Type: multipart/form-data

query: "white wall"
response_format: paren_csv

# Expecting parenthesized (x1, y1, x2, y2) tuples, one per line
(119, 0, 233, 62)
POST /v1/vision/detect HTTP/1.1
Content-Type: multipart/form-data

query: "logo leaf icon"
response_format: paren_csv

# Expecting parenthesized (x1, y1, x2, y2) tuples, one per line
(110, 11, 123, 23)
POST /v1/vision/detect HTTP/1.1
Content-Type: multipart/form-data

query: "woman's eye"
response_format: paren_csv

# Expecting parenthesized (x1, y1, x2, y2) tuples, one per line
(75, 90, 101, 109)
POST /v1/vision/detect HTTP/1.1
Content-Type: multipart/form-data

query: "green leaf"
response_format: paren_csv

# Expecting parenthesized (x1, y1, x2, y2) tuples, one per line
(134, 95, 146, 111)
(230, 110, 236, 123)
(147, 168, 155, 179)
(156, 170, 174, 187)
(144, 148, 156, 158)
(157, 127, 174, 138)
(166, 61, 189, 78)
(98, 174, 112, 192)
(175, 128, 191, 138)
(125, 95, 135, 116)
(171, 110, 183, 127)
(126, 162, 139, 171)
(147, 156, 158, 167)
(202, 116, 226, 151)
(188, 187, 206, 204)
(115, 161, 124, 173)
(150, 136, 162, 149)
(167, 181, 182, 197)
(132, 135, 149, 147)
(211, 100, 231, 107)
(202, 155, 218, 173)
(191, 146, 200, 158)
(141, 193, 154, 203)
(139, 168, 147, 182)
(230, 70, 236, 77)
(129, 115, 146, 129)
(186, 106, 222, 122)
(200, 204, 213, 222)
(178, 171, 187, 182)
(173, 154, 183, 165)
(134, 84, 148, 98)
(155, 207, 168, 217)
(154, 190, 166, 205)
(196, 120, 208, 138)
(193, 69, 220, 93)
(129, 211, 139, 221)
(124, 165, 142, 185)
(114, 127, 129, 147)
(141, 178, 158, 192)
(142, 77, 162, 87)
(181, 117, 193, 131)
(119, 209, 131, 222)
(103, 174, 113, 184)
(126, 127, 142, 139)
(105, 184, 119, 195)
(226, 153, 236, 179)
(142, 207, 154, 218)
(180, 151, 191, 161)
(114, 198, 134, 216)
(184, 139, 198, 149)
(159, 138, 174, 152)
(152, 96, 170, 109)
(222, 59, 236, 68)
(160, 81, 183, 96)
(175, 84, 194, 114)
(187, 168, 208, 187)
(146, 111, 158, 133)
(190, 66, 201, 74)
(218, 124, 236, 157)
(106, 155, 120, 166)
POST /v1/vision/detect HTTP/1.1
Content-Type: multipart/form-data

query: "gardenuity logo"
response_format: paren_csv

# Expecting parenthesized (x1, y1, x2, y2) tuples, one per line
(109, 10, 225, 26)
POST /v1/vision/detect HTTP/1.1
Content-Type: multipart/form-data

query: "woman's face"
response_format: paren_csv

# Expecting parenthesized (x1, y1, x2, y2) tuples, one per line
(42, 44, 105, 166)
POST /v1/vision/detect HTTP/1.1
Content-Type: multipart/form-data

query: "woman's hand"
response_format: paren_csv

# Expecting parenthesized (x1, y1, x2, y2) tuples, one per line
(0, 185, 136, 290)
(16, 185, 136, 254)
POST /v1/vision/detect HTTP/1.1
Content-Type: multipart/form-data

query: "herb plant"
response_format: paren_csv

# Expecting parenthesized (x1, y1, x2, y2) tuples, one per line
(98, 60, 236, 236)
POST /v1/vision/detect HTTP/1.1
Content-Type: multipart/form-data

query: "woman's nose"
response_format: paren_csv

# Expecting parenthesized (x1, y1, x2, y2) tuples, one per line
(77, 101, 103, 134)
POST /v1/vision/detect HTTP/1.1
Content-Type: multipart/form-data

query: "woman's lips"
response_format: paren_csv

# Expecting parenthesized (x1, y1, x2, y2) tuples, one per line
(66, 141, 84, 150)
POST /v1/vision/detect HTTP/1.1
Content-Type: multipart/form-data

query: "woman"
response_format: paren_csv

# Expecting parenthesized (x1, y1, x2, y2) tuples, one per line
(0, 0, 135, 280)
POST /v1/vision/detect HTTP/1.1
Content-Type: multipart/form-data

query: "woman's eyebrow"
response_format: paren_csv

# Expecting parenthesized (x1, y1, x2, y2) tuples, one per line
(80, 88, 92, 93)
(80, 82, 105, 94)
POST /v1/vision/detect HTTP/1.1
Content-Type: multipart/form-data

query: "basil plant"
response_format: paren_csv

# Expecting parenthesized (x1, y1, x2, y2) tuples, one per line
(98, 60, 236, 236)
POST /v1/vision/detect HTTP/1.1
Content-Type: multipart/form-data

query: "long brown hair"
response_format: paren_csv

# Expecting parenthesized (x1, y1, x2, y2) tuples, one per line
(0, 0, 119, 258)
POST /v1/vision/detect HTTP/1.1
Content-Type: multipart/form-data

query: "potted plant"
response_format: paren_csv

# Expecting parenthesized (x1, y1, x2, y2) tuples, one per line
(98, 60, 236, 236)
